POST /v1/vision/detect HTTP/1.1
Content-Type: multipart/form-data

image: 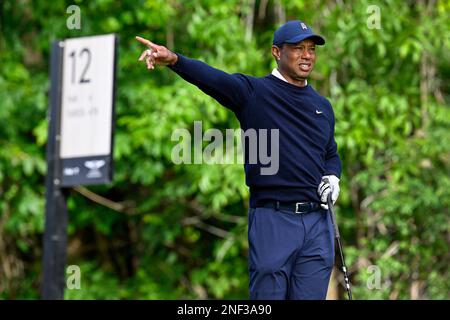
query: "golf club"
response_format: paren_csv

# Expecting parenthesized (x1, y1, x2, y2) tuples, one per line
(326, 184, 353, 300)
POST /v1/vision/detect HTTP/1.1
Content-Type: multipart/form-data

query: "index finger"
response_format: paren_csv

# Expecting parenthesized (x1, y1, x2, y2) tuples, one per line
(135, 36, 157, 49)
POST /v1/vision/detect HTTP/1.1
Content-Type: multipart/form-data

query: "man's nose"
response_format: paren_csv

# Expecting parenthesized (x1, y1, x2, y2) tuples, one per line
(301, 49, 311, 59)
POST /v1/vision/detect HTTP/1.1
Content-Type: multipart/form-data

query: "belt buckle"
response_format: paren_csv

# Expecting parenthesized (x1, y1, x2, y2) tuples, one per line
(295, 202, 309, 214)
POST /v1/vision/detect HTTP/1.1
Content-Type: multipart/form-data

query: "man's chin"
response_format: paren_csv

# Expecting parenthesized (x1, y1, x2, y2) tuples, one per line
(294, 74, 309, 82)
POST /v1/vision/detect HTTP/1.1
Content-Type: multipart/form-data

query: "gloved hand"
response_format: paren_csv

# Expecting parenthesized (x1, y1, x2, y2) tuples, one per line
(318, 175, 340, 210)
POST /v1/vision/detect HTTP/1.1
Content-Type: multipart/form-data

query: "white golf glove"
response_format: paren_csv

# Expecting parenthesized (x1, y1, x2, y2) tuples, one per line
(318, 175, 340, 210)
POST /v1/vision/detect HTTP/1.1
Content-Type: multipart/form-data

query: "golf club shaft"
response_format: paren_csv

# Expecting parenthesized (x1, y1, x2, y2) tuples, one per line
(327, 193, 353, 300)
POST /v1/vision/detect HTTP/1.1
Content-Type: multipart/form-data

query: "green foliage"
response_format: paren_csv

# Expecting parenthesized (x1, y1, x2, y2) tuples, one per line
(0, 0, 449, 300)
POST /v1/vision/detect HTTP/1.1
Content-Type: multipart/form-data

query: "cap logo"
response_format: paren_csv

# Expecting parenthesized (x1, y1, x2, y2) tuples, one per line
(300, 22, 307, 30)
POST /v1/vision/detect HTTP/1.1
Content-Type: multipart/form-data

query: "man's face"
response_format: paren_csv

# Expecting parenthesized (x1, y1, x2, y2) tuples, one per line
(273, 39, 316, 82)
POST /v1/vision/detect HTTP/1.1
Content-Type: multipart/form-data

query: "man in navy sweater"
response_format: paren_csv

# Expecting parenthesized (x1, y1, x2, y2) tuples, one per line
(136, 20, 342, 300)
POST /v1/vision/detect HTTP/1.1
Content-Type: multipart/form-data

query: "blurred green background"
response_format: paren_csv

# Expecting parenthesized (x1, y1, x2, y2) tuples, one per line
(0, 0, 449, 299)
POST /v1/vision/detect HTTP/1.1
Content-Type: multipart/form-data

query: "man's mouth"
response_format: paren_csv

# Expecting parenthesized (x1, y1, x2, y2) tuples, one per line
(299, 63, 311, 72)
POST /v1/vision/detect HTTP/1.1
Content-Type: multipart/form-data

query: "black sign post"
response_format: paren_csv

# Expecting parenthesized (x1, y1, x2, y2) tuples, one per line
(42, 40, 68, 300)
(42, 34, 118, 299)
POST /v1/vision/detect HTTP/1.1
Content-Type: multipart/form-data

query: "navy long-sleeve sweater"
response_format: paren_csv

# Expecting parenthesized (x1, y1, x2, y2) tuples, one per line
(169, 54, 341, 207)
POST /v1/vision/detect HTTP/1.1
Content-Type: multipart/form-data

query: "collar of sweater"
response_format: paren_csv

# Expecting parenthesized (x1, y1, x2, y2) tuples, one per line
(271, 68, 308, 86)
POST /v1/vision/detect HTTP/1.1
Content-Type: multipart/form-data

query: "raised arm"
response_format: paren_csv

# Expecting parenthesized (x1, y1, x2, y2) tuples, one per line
(136, 36, 255, 115)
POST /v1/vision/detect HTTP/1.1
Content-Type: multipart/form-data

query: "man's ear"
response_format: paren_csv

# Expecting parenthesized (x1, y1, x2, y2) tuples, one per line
(272, 45, 281, 62)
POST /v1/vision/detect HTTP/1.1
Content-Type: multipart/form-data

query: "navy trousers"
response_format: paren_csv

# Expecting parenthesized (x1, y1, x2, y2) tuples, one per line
(248, 206, 335, 300)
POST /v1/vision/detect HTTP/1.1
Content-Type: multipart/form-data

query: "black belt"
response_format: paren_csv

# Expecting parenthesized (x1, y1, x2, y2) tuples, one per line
(255, 201, 320, 214)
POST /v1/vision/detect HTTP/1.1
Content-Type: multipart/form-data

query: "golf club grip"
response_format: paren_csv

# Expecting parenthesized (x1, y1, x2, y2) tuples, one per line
(327, 193, 341, 239)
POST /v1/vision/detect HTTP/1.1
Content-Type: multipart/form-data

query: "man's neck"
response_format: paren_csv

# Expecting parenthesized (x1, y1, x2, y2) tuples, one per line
(276, 68, 307, 87)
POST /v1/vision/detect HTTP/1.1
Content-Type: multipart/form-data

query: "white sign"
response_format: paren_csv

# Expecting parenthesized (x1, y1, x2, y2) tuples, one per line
(60, 34, 115, 159)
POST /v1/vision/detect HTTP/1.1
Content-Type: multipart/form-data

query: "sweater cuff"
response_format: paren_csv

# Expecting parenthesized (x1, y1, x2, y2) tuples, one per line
(167, 52, 184, 70)
(324, 171, 341, 179)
